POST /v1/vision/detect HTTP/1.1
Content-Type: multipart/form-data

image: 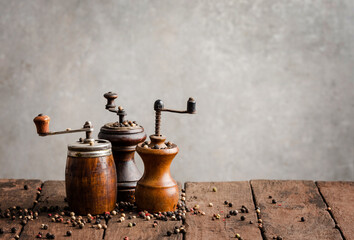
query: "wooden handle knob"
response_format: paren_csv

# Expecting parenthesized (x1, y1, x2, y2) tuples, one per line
(187, 97, 196, 114)
(104, 92, 118, 109)
(33, 114, 50, 135)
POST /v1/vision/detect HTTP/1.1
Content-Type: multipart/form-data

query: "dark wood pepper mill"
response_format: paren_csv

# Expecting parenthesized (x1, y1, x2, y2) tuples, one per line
(98, 92, 146, 203)
(135, 97, 196, 213)
(33, 114, 117, 215)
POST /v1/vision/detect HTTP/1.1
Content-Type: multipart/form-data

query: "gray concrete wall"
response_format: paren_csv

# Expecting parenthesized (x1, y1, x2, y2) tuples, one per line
(0, 0, 353, 182)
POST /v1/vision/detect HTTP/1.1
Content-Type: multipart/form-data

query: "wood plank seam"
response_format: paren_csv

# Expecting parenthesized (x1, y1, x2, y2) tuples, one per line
(315, 181, 346, 240)
(17, 182, 44, 239)
(250, 181, 266, 240)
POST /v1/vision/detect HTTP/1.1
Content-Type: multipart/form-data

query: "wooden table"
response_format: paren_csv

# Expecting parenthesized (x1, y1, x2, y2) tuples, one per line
(0, 179, 353, 240)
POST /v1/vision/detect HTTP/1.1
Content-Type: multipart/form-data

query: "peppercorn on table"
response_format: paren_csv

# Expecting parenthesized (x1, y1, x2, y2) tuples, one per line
(0, 179, 353, 240)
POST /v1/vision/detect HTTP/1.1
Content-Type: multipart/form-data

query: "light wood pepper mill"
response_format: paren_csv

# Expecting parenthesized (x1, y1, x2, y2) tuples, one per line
(33, 114, 117, 215)
(98, 92, 146, 203)
(135, 97, 196, 213)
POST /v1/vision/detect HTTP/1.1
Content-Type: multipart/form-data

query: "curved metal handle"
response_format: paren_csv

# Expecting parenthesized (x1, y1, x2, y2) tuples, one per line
(154, 97, 196, 136)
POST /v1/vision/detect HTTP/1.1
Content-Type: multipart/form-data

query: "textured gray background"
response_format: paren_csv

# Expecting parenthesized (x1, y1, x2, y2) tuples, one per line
(0, 0, 353, 182)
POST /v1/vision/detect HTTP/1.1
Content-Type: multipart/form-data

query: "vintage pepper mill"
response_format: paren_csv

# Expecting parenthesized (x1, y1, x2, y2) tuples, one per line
(135, 97, 196, 213)
(33, 114, 117, 215)
(98, 92, 146, 203)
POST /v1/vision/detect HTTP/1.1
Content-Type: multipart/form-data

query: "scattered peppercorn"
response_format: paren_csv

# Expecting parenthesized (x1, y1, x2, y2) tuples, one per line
(24, 185, 28, 190)
(272, 199, 277, 204)
(268, 195, 272, 199)
(301, 217, 305, 222)
(249, 220, 253, 224)
(224, 201, 228, 205)
(11, 227, 16, 233)
(167, 231, 172, 236)
(240, 216, 246, 221)
(226, 214, 231, 218)
(0, 228, 3, 234)
(228, 202, 233, 207)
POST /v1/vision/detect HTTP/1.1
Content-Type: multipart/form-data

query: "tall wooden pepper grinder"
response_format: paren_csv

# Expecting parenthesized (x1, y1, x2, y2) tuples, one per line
(33, 114, 117, 215)
(135, 97, 196, 213)
(98, 92, 146, 203)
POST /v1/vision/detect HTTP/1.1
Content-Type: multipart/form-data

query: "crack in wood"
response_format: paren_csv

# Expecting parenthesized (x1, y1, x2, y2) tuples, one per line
(315, 181, 346, 240)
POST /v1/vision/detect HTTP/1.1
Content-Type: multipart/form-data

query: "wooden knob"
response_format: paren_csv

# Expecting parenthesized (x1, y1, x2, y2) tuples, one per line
(104, 92, 118, 109)
(187, 97, 196, 114)
(33, 114, 50, 135)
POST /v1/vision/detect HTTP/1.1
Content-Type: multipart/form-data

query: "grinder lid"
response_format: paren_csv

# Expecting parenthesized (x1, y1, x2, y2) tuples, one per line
(100, 121, 144, 134)
(67, 139, 112, 158)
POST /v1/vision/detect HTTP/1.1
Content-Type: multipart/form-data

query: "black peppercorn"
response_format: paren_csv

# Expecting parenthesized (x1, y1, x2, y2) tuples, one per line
(301, 217, 305, 222)
(24, 185, 28, 190)
(249, 220, 253, 224)
(11, 227, 16, 233)
(0, 228, 3, 234)
(224, 201, 228, 205)
(268, 195, 272, 199)
(228, 202, 233, 207)
(272, 199, 277, 204)
(167, 231, 172, 236)
(240, 216, 245, 221)
(66, 231, 72, 236)
(277, 236, 283, 240)
(226, 214, 231, 218)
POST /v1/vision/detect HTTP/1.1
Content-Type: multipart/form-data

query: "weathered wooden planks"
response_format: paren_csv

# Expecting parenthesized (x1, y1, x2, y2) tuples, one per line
(184, 182, 262, 240)
(0, 219, 22, 240)
(0, 179, 42, 211)
(0, 179, 42, 240)
(34, 181, 67, 211)
(104, 213, 183, 240)
(20, 180, 104, 240)
(317, 181, 354, 240)
(104, 183, 183, 240)
(251, 180, 342, 240)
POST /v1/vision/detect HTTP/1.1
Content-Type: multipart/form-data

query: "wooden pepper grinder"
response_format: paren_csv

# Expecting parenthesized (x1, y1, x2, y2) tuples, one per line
(135, 97, 196, 213)
(98, 92, 146, 203)
(33, 114, 117, 215)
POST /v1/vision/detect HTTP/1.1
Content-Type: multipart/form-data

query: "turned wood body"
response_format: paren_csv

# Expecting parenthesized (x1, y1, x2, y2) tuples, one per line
(99, 125, 146, 203)
(65, 140, 117, 215)
(135, 136, 179, 212)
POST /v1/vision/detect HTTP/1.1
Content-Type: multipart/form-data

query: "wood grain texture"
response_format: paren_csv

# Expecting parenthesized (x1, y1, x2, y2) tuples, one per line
(0, 179, 42, 211)
(0, 179, 42, 239)
(0, 219, 22, 240)
(184, 182, 262, 240)
(35, 181, 67, 211)
(105, 183, 183, 240)
(251, 180, 342, 240)
(21, 180, 104, 240)
(317, 181, 354, 240)
(105, 214, 183, 240)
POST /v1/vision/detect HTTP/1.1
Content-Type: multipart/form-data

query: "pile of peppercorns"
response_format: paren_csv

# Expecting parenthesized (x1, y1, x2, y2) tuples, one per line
(141, 141, 175, 150)
(111, 120, 139, 128)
